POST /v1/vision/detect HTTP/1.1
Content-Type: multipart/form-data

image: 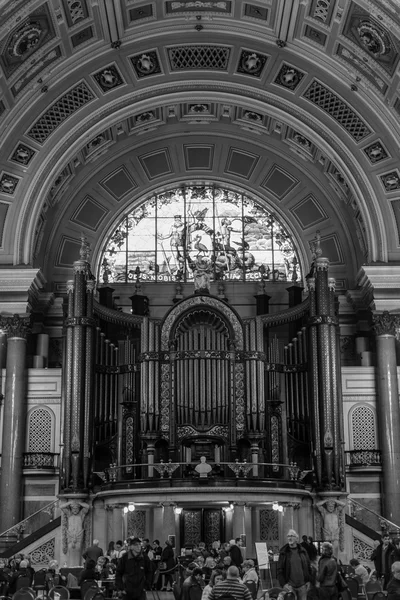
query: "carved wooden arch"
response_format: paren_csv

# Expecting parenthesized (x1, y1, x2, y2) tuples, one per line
(160, 294, 244, 351)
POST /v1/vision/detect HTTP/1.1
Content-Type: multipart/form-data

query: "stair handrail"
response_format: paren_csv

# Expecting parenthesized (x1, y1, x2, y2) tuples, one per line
(348, 497, 400, 534)
(0, 499, 60, 539)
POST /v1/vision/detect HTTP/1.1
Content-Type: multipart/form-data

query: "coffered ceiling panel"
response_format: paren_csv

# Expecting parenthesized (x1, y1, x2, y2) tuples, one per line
(0, 0, 398, 291)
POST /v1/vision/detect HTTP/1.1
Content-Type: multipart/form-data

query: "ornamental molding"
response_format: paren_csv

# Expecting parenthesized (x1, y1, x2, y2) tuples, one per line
(0, 268, 46, 292)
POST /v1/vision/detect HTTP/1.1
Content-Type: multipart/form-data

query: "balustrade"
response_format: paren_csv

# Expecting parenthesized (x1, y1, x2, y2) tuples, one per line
(101, 460, 305, 484)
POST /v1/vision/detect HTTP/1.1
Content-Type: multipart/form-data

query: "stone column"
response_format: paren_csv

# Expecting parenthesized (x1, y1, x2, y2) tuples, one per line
(163, 504, 175, 536)
(111, 503, 124, 542)
(373, 311, 400, 524)
(0, 314, 31, 532)
(232, 503, 246, 539)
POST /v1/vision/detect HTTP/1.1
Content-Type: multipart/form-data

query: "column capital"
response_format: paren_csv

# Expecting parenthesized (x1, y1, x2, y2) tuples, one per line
(315, 257, 330, 271)
(373, 311, 400, 337)
(0, 314, 31, 339)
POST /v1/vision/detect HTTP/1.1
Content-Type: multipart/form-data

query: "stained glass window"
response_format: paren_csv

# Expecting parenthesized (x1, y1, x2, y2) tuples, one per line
(98, 185, 301, 284)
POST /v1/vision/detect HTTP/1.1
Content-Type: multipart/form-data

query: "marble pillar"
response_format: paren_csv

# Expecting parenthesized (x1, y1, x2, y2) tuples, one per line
(232, 503, 246, 539)
(0, 315, 30, 532)
(373, 312, 400, 524)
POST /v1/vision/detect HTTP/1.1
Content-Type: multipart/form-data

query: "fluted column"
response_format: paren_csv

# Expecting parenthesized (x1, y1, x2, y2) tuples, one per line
(0, 314, 31, 532)
(373, 311, 400, 524)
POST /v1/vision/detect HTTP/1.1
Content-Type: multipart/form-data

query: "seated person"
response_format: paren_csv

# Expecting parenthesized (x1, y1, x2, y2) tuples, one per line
(78, 559, 100, 586)
(96, 556, 114, 579)
(46, 560, 67, 588)
(349, 559, 369, 584)
(8, 559, 33, 595)
(387, 562, 400, 600)
(242, 560, 259, 585)
(0, 559, 11, 595)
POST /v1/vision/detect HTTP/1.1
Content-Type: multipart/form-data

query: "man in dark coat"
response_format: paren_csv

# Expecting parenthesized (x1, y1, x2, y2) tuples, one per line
(116, 537, 153, 600)
(229, 539, 243, 569)
(371, 533, 395, 589)
(277, 529, 313, 600)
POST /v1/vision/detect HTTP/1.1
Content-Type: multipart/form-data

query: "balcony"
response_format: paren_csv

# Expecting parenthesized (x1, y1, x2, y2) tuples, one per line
(22, 452, 60, 470)
(345, 450, 382, 469)
(95, 460, 309, 491)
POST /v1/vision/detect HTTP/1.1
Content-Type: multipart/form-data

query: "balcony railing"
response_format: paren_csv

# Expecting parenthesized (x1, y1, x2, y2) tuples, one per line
(345, 450, 381, 467)
(22, 453, 60, 469)
(99, 460, 307, 486)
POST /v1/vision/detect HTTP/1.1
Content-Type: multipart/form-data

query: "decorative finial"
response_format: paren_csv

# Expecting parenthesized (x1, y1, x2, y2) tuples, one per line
(309, 230, 322, 261)
(79, 233, 90, 261)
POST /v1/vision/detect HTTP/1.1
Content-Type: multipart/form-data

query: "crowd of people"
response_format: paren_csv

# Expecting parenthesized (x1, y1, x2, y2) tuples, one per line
(3, 530, 400, 600)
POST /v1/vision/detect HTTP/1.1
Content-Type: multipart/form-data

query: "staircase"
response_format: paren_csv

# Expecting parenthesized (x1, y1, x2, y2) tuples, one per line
(0, 500, 61, 563)
(346, 498, 400, 561)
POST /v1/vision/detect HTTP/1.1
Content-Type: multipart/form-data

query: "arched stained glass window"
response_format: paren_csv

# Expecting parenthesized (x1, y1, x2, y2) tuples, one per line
(98, 185, 302, 284)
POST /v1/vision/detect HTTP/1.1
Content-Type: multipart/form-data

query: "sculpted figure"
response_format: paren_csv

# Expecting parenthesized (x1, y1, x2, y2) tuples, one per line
(61, 499, 90, 566)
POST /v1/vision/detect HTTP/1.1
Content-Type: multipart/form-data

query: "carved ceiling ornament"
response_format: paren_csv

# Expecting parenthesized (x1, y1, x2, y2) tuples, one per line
(343, 4, 400, 76)
(0, 5, 56, 79)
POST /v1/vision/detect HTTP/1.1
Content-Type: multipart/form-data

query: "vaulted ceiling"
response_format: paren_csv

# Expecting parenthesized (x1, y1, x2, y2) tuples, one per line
(0, 0, 400, 292)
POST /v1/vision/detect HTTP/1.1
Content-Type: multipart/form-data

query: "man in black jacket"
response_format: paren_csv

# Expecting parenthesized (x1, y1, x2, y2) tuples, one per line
(372, 533, 395, 590)
(277, 530, 313, 600)
(116, 537, 153, 600)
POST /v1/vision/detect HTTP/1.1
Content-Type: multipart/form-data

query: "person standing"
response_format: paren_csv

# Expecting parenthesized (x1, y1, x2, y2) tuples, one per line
(277, 529, 312, 600)
(371, 533, 395, 589)
(83, 539, 104, 563)
(229, 539, 243, 570)
(317, 542, 338, 600)
(160, 538, 176, 591)
(115, 537, 153, 600)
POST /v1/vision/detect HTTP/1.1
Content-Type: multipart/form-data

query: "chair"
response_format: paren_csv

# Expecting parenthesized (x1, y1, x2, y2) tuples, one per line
(245, 581, 257, 600)
(365, 581, 382, 600)
(33, 569, 48, 597)
(340, 590, 352, 600)
(84, 593, 104, 600)
(15, 578, 33, 593)
(80, 582, 98, 600)
(48, 586, 70, 600)
(12, 588, 36, 600)
(346, 578, 359, 600)
(370, 593, 385, 600)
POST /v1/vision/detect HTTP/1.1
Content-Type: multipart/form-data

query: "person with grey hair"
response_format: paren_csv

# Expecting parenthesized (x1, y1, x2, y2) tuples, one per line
(242, 560, 258, 585)
(317, 542, 338, 600)
(277, 530, 312, 600)
(83, 539, 104, 562)
(209, 566, 252, 600)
